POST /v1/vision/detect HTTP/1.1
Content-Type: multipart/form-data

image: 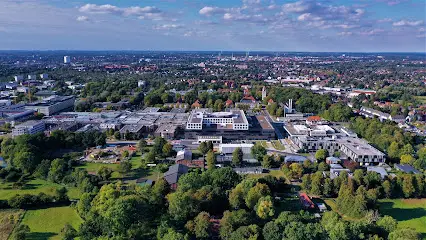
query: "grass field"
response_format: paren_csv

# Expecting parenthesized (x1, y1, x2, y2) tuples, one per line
(0, 209, 24, 240)
(379, 199, 426, 239)
(0, 179, 81, 200)
(256, 140, 268, 148)
(21, 206, 83, 240)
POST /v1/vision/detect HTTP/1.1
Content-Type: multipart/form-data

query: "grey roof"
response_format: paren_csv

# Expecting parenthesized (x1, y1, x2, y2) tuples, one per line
(163, 164, 189, 185)
(284, 155, 307, 163)
(394, 164, 420, 174)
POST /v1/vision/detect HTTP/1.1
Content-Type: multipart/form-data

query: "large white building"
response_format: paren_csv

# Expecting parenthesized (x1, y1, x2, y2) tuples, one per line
(64, 56, 71, 64)
(285, 123, 385, 164)
(12, 120, 45, 137)
(24, 95, 75, 116)
(186, 109, 249, 131)
(219, 143, 254, 154)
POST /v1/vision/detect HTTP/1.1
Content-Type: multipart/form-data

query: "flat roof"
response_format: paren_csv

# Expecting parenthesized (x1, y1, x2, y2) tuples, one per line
(256, 115, 273, 130)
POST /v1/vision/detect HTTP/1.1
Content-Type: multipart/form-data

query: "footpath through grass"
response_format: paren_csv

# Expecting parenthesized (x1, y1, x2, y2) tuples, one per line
(21, 206, 83, 240)
(379, 199, 426, 239)
(0, 179, 81, 200)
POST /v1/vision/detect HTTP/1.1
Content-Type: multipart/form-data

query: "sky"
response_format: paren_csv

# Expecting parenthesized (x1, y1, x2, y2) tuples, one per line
(0, 0, 425, 52)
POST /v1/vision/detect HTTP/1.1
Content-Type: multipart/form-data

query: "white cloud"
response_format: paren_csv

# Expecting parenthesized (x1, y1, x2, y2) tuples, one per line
(199, 6, 226, 16)
(79, 4, 163, 20)
(393, 20, 424, 27)
(153, 24, 184, 30)
(76, 16, 89, 22)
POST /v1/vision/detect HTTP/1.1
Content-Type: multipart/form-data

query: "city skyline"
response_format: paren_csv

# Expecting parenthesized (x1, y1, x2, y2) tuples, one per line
(0, 0, 425, 52)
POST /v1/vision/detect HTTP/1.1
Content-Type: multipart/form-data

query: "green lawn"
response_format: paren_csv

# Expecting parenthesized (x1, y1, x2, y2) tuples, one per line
(21, 206, 83, 240)
(0, 209, 24, 240)
(379, 199, 426, 239)
(272, 140, 285, 151)
(0, 179, 81, 200)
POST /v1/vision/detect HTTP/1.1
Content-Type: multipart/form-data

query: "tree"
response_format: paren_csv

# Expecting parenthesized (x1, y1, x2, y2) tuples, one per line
(145, 150, 156, 163)
(323, 178, 334, 197)
(198, 142, 209, 156)
(48, 158, 67, 183)
(118, 160, 132, 174)
(251, 144, 266, 160)
(310, 172, 323, 195)
(377, 215, 397, 235)
(382, 180, 392, 198)
(97, 166, 113, 181)
(162, 143, 173, 157)
(245, 183, 271, 209)
(388, 228, 420, 240)
(206, 150, 216, 169)
(262, 155, 272, 169)
(400, 154, 415, 165)
(153, 137, 167, 155)
(61, 223, 77, 240)
(219, 210, 251, 240)
(401, 144, 414, 156)
(232, 148, 243, 167)
(402, 175, 415, 198)
(137, 139, 147, 152)
(256, 196, 275, 219)
(13, 224, 30, 240)
(387, 142, 400, 160)
(289, 163, 303, 179)
(122, 150, 130, 158)
(193, 212, 211, 239)
(315, 149, 328, 162)
(206, 141, 214, 152)
(262, 221, 282, 240)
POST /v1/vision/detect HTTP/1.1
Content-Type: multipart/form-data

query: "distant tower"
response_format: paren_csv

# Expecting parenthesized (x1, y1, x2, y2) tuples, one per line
(64, 56, 71, 64)
(262, 86, 267, 100)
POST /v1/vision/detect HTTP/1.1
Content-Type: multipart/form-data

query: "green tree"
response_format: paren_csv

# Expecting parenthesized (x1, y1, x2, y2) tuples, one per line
(310, 172, 323, 195)
(206, 150, 216, 169)
(262, 221, 281, 240)
(387, 142, 401, 160)
(388, 228, 420, 240)
(232, 148, 243, 167)
(400, 154, 415, 165)
(261, 155, 272, 169)
(97, 166, 113, 181)
(401, 144, 414, 156)
(245, 183, 270, 209)
(137, 139, 147, 152)
(315, 149, 328, 162)
(402, 175, 415, 198)
(61, 223, 77, 240)
(198, 142, 209, 156)
(382, 180, 392, 198)
(193, 212, 211, 239)
(48, 158, 67, 183)
(117, 160, 132, 174)
(162, 143, 173, 157)
(13, 224, 30, 240)
(219, 210, 251, 240)
(251, 144, 266, 160)
(256, 196, 275, 219)
(377, 215, 397, 235)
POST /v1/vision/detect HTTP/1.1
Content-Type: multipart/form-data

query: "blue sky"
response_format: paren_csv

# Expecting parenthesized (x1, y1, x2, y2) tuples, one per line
(0, 0, 424, 52)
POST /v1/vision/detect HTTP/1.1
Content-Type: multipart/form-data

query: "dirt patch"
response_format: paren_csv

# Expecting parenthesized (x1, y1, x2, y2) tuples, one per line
(0, 209, 24, 240)
(401, 198, 426, 205)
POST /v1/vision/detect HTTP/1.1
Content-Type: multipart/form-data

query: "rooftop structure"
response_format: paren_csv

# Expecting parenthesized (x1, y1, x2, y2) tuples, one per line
(285, 122, 385, 164)
(24, 95, 75, 116)
(394, 164, 421, 174)
(186, 109, 248, 131)
(12, 120, 45, 137)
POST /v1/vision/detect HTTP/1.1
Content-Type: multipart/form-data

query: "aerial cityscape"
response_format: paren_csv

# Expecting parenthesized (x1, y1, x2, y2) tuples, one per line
(0, 1, 425, 240)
